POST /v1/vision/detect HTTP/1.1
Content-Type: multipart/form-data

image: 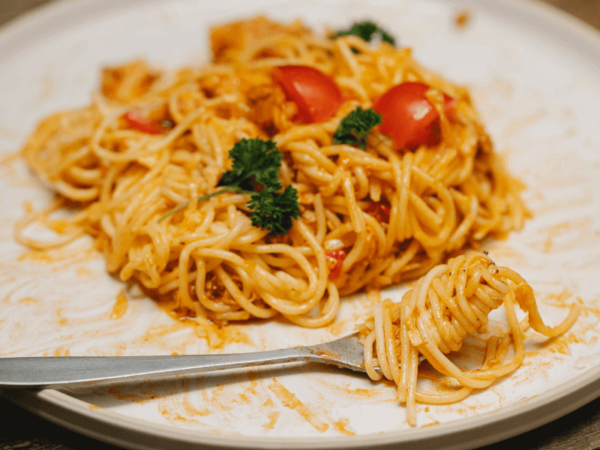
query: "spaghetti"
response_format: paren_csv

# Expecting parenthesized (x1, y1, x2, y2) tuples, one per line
(18, 17, 528, 332)
(359, 251, 580, 426)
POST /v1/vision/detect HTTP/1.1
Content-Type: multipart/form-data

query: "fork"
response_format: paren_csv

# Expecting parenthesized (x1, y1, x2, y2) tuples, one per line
(0, 333, 367, 391)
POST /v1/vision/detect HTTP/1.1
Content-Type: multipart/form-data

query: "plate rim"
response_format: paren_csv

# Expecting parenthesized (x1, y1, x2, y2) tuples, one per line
(2, 0, 600, 448)
(4, 362, 600, 450)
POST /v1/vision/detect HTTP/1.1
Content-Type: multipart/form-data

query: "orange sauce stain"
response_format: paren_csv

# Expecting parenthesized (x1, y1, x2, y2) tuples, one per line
(156, 374, 273, 425)
(88, 405, 101, 410)
(573, 299, 600, 320)
(313, 380, 395, 402)
(76, 267, 93, 277)
(330, 296, 376, 338)
(242, 385, 257, 399)
(417, 371, 458, 388)
(533, 217, 597, 253)
(128, 320, 201, 355)
(155, 310, 253, 351)
(454, 9, 471, 29)
(109, 290, 128, 320)
(237, 392, 251, 405)
(542, 239, 552, 253)
(2, 286, 21, 304)
(147, 322, 190, 338)
(269, 378, 329, 433)
(263, 399, 274, 407)
(22, 201, 34, 214)
(529, 313, 597, 361)
(245, 373, 260, 395)
(55, 308, 68, 326)
(107, 387, 156, 404)
(213, 326, 254, 349)
(104, 379, 169, 404)
(18, 246, 97, 270)
(0, 151, 20, 166)
(263, 411, 280, 430)
(313, 348, 341, 359)
(161, 396, 237, 431)
(161, 410, 189, 422)
(18, 297, 38, 304)
(490, 386, 504, 404)
(516, 297, 600, 385)
(517, 360, 554, 385)
(482, 245, 530, 272)
(332, 418, 355, 436)
(326, 319, 348, 337)
(422, 420, 440, 428)
(542, 288, 573, 306)
(530, 218, 599, 253)
(200, 384, 232, 412)
(551, 338, 572, 355)
(181, 396, 211, 417)
(532, 195, 592, 217)
(53, 347, 71, 356)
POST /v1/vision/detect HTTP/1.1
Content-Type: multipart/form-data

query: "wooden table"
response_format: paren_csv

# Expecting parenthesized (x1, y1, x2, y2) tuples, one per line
(2, 1, 600, 449)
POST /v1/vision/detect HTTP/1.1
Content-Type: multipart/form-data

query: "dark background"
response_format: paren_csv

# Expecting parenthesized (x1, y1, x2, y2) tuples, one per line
(2, 0, 600, 449)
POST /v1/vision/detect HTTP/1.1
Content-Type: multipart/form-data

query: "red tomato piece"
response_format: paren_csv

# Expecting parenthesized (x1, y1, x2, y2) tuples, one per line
(373, 82, 456, 150)
(325, 249, 346, 280)
(124, 109, 168, 135)
(367, 203, 391, 223)
(272, 65, 344, 123)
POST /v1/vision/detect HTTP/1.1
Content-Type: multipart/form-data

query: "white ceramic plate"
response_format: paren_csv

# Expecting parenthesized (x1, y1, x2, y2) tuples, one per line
(2, 0, 600, 448)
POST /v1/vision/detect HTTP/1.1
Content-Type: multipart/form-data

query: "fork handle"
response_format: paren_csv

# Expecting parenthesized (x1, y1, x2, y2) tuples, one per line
(0, 347, 315, 390)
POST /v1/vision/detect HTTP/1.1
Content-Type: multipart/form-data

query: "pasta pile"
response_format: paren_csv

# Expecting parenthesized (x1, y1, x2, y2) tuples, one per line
(359, 252, 580, 426)
(18, 17, 528, 333)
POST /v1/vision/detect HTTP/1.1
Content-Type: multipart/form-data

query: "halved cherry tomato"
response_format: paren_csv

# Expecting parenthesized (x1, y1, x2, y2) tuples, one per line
(367, 203, 391, 223)
(325, 249, 346, 280)
(124, 109, 168, 135)
(373, 82, 457, 150)
(272, 66, 344, 123)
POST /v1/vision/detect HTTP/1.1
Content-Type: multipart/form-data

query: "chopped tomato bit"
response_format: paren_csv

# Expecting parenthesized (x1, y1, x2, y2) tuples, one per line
(124, 109, 168, 135)
(272, 65, 344, 123)
(373, 82, 456, 150)
(367, 203, 391, 223)
(326, 249, 346, 280)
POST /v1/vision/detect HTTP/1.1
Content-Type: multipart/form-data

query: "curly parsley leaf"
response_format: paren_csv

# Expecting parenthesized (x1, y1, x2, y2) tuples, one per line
(248, 185, 300, 236)
(333, 107, 382, 150)
(160, 138, 299, 235)
(334, 21, 396, 46)
(217, 138, 282, 191)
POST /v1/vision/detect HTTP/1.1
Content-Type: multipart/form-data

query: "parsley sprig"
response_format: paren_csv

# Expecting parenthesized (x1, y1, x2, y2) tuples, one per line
(333, 107, 382, 150)
(217, 138, 283, 191)
(159, 139, 300, 235)
(334, 21, 396, 46)
(248, 184, 299, 235)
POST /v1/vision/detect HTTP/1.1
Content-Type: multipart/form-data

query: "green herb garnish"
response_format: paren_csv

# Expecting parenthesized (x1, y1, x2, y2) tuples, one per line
(248, 184, 300, 236)
(334, 21, 396, 46)
(217, 138, 284, 191)
(159, 138, 300, 235)
(333, 107, 382, 150)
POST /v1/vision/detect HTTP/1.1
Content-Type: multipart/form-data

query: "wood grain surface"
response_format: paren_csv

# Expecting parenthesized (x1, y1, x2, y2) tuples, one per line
(1, 1, 600, 449)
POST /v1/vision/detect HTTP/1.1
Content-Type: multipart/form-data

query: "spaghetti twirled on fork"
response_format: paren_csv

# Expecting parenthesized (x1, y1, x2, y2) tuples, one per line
(359, 252, 579, 426)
